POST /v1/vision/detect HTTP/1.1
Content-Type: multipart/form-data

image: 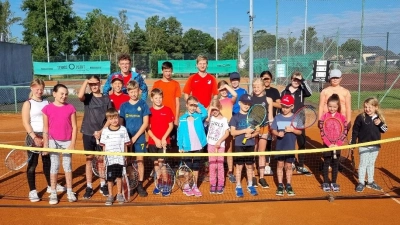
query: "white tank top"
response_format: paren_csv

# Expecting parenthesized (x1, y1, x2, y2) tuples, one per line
(29, 99, 49, 132)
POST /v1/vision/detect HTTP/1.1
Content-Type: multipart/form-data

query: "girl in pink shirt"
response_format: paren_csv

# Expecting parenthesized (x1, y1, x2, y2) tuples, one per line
(42, 84, 77, 205)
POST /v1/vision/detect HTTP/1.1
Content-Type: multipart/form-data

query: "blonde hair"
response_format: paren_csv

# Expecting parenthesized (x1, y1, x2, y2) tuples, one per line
(252, 78, 264, 95)
(196, 55, 208, 64)
(186, 95, 199, 103)
(150, 88, 163, 98)
(29, 79, 45, 98)
(291, 71, 303, 79)
(363, 97, 386, 124)
(127, 80, 139, 91)
(209, 99, 222, 110)
(106, 107, 119, 119)
(218, 80, 228, 89)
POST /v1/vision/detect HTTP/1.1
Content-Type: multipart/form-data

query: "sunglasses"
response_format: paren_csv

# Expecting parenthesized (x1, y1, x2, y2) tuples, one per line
(189, 104, 198, 107)
(262, 77, 271, 81)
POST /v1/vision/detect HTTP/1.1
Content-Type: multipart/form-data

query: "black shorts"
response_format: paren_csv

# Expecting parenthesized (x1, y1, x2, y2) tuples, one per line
(148, 144, 168, 162)
(83, 134, 102, 153)
(275, 152, 296, 163)
(234, 146, 255, 165)
(106, 164, 123, 182)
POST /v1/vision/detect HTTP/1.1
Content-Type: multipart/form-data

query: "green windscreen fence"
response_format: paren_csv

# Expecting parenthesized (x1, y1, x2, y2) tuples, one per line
(253, 58, 269, 74)
(157, 60, 237, 74)
(281, 52, 323, 79)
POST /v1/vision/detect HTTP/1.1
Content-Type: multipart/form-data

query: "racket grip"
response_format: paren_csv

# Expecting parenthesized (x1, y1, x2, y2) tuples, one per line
(333, 150, 337, 159)
(96, 138, 99, 145)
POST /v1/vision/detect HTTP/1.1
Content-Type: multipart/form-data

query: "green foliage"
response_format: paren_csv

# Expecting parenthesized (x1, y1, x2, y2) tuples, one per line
(149, 49, 168, 78)
(0, 0, 22, 41)
(340, 39, 363, 60)
(182, 28, 215, 57)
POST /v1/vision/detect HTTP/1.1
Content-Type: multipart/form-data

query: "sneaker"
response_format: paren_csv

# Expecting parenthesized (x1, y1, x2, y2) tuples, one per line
(161, 190, 171, 197)
(247, 186, 258, 196)
(153, 187, 160, 195)
(116, 194, 125, 204)
(322, 183, 331, 192)
(192, 186, 202, 197)
(46, 184, 66, 193)
(264, 166, 274, 175)
(28, 190, 40, 202)
(276, 184, 284, 196)
(49, 192, 58, 205)
(331, 183, 340, 192)
(235, 187, 244, 198)
(67, 192, 77, 202)
(137, 184, 148, 197)
(297, 167, 312, 176)
(285, 184, 296, 196)
(366, 182, 383, 192)
(355, 183, 365, 192)
(292, 163, 296, 171)
(252, 177, 258, 188)
(183, 187, 194, 196)
(228, 173, 236, 183)
(259, 178, 270, 189)
(210, 185, 217, 194)
(105, 196, 113, 206)
(216, 186, 224, 194)
(100, 185, 109, 197)
(83, 187, 93, 199)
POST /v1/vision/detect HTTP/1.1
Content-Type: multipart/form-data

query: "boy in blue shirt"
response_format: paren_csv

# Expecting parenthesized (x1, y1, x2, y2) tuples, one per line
(270, 95, 302, 197)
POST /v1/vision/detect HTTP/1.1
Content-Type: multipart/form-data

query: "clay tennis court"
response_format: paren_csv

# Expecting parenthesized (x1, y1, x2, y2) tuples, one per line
(0, 79, 399, 224)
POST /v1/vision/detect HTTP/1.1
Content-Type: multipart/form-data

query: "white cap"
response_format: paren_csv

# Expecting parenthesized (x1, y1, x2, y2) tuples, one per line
(329, 69, 342, 79)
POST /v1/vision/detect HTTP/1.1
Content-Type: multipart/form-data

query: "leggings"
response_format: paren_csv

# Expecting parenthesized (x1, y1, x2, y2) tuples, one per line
(358, 146, 380, 184)
(49, 140, 72, 174)
(323, 156, 339, 183)
(207, 144, 225, 187)
(27, 151, 51, 191)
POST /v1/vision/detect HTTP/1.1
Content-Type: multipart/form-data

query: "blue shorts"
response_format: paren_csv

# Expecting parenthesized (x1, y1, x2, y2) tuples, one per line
(130, 142, 147, 153)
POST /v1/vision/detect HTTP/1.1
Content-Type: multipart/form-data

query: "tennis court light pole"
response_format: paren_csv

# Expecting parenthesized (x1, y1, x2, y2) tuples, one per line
(215, 0, 218, 78)
(44, 0, 50, 80)
(248, 0, 254, 93)
(303, 0, 308, 55)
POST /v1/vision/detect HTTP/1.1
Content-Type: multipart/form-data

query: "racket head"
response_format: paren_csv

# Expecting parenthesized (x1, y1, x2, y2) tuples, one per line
(291, 105, 317, 130)
(91, 156, 106, 179)
(5, 149, 29, 170)
(246, 104, 267, 128)
(128, 162, 139, 190)
(323, 117, 344, 143)
(155, 163, 176, 195)
(121, 167, 130, 202)
(175, 161, 194, 189)
(25, 133, 42, 153)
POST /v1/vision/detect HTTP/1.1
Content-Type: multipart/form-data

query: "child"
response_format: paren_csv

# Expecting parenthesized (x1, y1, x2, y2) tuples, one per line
(109, 74, 130, 112)
(351, 97, 388, 192)
(217, 80, 237, 183)
(228, 72, 247, 115)
(206, 99, 230, 194)
(281, 71, 312, 175)
(78, 75, 112, 199)
(42, 84, 77, 205)
(177, 96, 208, 197)
(22, 79, 65, 202)
(319, 94, 348, 192)
(100, 108, 131, 205)
(119, 80, 151, 197)
(270, 95, 301, 197)
(147, 88, 174, 196)
(251, 78, 273, 188)
(229, 94, 259, 197)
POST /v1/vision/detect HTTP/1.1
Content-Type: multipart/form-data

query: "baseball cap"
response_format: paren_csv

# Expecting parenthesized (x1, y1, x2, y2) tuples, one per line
(239, 94, 253, 104)
(329, 69, 342, 79)
(281, 95, 294, 107)
(111, 74, 124, 82)
(229, 72, 240, 80)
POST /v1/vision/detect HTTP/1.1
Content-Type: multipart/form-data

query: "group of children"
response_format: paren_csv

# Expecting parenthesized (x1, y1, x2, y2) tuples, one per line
(22, 54, 389, 205)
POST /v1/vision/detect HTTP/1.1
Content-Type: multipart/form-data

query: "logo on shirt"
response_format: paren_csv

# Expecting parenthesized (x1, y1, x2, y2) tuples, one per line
(120, 134, 124, 138)
(161, 113, 166, 116)
(207, 80, 211, 84)
(137, 106, 141, 111)
(194, 80, 199, 83)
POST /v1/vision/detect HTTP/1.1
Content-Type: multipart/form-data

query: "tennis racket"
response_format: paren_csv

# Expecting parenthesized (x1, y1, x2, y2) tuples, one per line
(290, 105, 317, 130)
(122, 162, 130, 202)
(242, 104, 267, 144)
(127, 161, 139, 191)
(323, 118, 344, 159)
(154, 162, 176, 197)
(5, 133, 43, 170)
(92, 139, 106, 178)
(175, 160, 194, 189)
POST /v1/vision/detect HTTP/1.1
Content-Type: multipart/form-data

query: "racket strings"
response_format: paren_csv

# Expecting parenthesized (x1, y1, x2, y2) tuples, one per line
(324, 119, 343, 142)
(248, 105, 266, 126)
(6, 150, 29, 170)
(293, 107, 317, 129)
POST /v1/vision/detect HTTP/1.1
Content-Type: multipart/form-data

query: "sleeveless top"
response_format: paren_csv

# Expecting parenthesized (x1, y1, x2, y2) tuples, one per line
(29, 99, 49, 132)
(219, 98, 233, 122)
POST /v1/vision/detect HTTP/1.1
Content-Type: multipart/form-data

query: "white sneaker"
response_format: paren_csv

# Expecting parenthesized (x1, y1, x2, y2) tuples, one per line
(264, 166, 274, 175)
(67, 192, 77, 202)
(49, 193, 58, 205)
(47, 184, 67, 193)
(29, 190, 40, 202)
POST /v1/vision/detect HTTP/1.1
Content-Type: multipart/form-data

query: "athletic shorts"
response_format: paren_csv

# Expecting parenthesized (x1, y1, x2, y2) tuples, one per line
(129, 142, 147, 153)
(234, 146, 255, 165)
(148, 144, 168, 162)
(106, 164, 123, 182)
(275, 153, 296, 163)
(82, 134, 102, 154)
(258, 125, 270, 139)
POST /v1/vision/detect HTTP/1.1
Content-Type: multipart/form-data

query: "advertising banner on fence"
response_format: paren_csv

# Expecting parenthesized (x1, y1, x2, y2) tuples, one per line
(157, 60, 237, 74)
(33, 61, 111, 75)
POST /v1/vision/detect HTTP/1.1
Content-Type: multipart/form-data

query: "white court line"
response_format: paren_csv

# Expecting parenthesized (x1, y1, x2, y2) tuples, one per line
(0, 131, 25, 134)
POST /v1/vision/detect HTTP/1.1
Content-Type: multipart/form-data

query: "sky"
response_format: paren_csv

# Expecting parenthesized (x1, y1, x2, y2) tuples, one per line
(9, 0, 400, 54)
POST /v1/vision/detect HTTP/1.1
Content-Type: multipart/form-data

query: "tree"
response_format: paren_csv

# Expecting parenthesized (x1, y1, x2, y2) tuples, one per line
(219, 28, 241, 60)
(299, 26, 318, 54)
(182, 28, 215, 58)
(21, 0, 77, 59)
(340, 38, 362, 60)
(253, 30, 275, 51)
(128, 22, 146, 53)
(0, 0, 22, 42)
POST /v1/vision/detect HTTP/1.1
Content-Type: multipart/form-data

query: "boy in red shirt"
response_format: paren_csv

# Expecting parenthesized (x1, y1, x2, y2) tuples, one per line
(109, 74, 130, 112)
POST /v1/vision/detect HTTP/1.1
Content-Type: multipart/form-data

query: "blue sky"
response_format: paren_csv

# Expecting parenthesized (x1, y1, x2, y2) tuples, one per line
(9, 0, 400, 54)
